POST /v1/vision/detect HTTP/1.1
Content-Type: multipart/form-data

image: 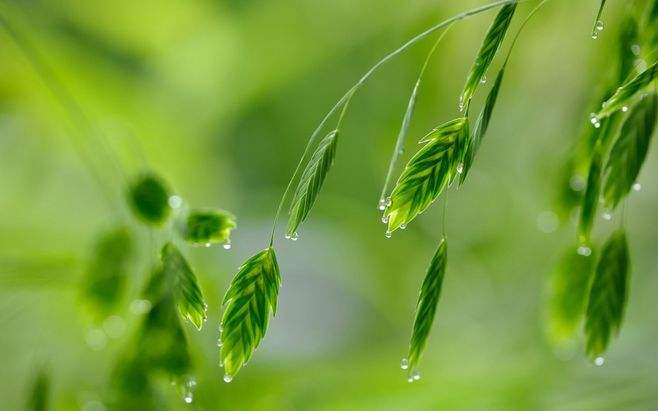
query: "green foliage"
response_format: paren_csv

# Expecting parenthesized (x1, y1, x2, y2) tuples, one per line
(287, 130, 338, 236)
(603, 92, 657, 209)
(26, 369, 49, 411)
(81, 227, 133, 319)
(406, 238, 447, 375)
(547, 246, 596, 344)
(220, 247, 281, 380)
(596, 61, 658, 118)
(158, 243, 207, 330)
(180, 209, 236, 246)
(585, 230, 630, 359)
(460, 2, 516, 110)
(578, 144, 603, 244)
(385, 118, 468, 232)
(460, 68, 505, 183)
(128, 173, 171, 226)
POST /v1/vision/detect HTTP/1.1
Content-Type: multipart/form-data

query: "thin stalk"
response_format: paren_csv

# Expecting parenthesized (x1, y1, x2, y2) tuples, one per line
(503, 0, 551, 68)
(267, 0, 517, 246)
(379, 25, 453, 204)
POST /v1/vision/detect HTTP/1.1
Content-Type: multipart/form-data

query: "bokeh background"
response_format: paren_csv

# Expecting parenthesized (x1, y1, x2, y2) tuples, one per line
(1, 0, 657, 409)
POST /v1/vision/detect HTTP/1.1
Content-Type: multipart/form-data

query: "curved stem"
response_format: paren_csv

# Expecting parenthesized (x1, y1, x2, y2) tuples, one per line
(379, 25, 453, 204)
(503, 0, 551, 68)
(267, 0, 516, 246)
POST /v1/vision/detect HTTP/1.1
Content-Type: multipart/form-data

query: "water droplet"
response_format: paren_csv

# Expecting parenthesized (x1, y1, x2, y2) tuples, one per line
(291, 232, 299, 241)
(595, 20, 604, 31)
(458, 97, 465, 112)
(591, 32, 598, 40)
(577, 246, 592, 257)
(168, 195, 183, 209)
(223, 240, 232, 250)
(285, 234, 291, 239)
(400, 224, 407, 230)
(386, 197, 392, 207)
(411, 370, 421, 381)
(381, 215, 389, 224)
(594, 356, 605, 366)
(631, 44, 641, 56)
(217, 340, 223, 347)
(621, 105, 629, 112)
(480, 75, 487, 84)
(385, 230, 392, 239)
(589, 113, 600, 128)
(184, 395, 193, 404)
(130, 299, 152, 314)
(407, 377, 414, 383)
(378, 198, 387, 211)
(632, 182, 641, 192)
(223, 374, 233, 383)
(400, 358, 409, 370)
(456, 163, 464, 174)
(398, 148, 405, 155)
(602, 211, 612, 221)
(204, 243, 211, 248)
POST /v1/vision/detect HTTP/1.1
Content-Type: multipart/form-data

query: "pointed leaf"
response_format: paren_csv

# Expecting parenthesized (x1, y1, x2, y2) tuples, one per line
(460, 67, 505, 183)
(220, 247, 281, 379)
(385, 118, 468, 232)
(407, 238, 447, 373)
(460, 2, 517, 109)
(585, 230, 630, 359)
(596, 61, 658, 118)
(128, 173, 171, 225)
(287, 130, 338, 235)
(603, 91, 657, 209)
(161, 243, 207, 330)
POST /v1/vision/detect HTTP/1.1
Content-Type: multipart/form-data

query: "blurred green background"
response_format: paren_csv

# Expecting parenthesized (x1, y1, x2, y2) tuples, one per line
(1, 0, 657, 409)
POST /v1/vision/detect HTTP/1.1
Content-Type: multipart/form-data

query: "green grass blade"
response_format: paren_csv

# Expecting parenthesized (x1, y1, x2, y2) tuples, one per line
(180, 209, 236, 247)
(26, 369, 50, 411)
(547, 245, 596, 346)
(596, 61, 658, 118)
(287, 130, 338, 236)
(82, 227, 133, 320)
(585, 229, 630, 359)
(460, 67, 505, 184)
(460, 2, 517, 110)
(128, 173, 171, 226)
(220, 247, 281, 381)
(385, 118, 468, 233)
(591, 0, 607, 38)
(603, 91, 657, 209)
(406, 238, 447, 376)
(161, 243, 207, 330)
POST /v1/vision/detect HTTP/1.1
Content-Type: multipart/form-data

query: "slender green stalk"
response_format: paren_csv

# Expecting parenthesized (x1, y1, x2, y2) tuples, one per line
(379, 25, 453, 206)
(267, 0, 516, 246)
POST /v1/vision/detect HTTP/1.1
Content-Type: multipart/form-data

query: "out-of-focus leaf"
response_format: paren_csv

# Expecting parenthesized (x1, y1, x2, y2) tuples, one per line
(585, 230, 629, 359)
(128, 173, 171, 225)
(603, 91, 657, 209)
(81, 227, 133, 319)
(220, 247, 281, 381)
(406, 238, 447, 376)
(180, 209, 236, 246)
(547, 246, 596, 345)
(26, 369, 49, 411)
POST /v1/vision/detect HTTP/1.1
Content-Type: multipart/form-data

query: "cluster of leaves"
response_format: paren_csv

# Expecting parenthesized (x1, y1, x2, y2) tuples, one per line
(550, 2, 658, 360)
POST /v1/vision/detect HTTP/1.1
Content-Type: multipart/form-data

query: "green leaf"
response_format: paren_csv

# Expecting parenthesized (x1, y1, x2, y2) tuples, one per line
(460, 67, 505, 184)
(406, 238, 447, 374)
(220, 247, 281, 380)
(585, 230, 630, 359)
(287, 130, 338, 236)
(158, 243, 207, 330)
(603, 91, 657, 209)
(385, 118, 468, 232)
(596, 61, 658, 119)
(578, 146, 603, 244)
(460, 2, 517, 110)
(180, 209, 236, 246)
(128, 173, 171, 225)
(26, 369, 50, 411)
(82, 227, 133, 318)
(616, 14, 639, 84)
(547, 246, 596, 345)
